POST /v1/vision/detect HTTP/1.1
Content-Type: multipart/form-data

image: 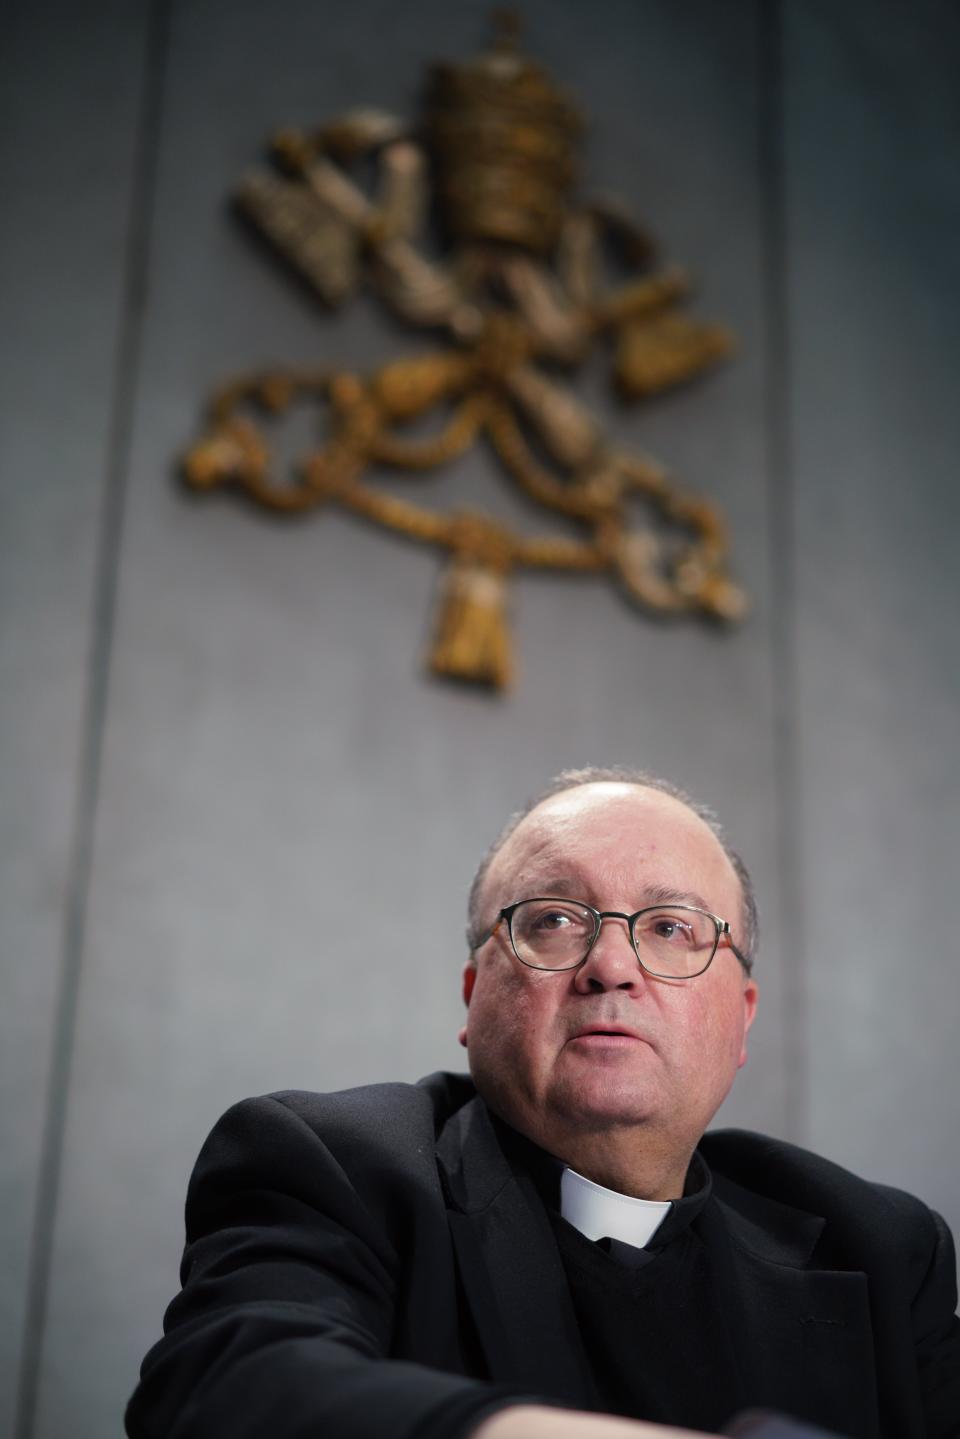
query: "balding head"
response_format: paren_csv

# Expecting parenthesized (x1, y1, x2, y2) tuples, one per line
(468, 767, 757, 971)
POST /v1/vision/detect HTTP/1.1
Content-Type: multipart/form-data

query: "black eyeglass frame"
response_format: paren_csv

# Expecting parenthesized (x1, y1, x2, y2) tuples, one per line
(474, 898, 750, 979)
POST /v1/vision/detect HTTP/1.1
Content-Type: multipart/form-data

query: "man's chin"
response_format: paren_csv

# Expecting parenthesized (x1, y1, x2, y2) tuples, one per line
(547, 1078, 659, 1133)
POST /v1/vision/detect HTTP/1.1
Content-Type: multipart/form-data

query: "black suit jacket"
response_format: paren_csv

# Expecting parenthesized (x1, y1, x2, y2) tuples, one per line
(126, 1073, 960, 1439)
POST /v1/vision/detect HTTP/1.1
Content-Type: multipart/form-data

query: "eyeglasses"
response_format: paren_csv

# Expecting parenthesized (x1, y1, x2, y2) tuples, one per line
(474, 897, 748, 979)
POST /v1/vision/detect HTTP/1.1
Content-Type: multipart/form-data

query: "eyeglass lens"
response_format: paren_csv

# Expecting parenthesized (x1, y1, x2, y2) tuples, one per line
(509, 899, 718, 977)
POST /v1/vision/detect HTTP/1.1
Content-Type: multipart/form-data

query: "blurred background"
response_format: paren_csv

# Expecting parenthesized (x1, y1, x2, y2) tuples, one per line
(2, 1, 958, 1435)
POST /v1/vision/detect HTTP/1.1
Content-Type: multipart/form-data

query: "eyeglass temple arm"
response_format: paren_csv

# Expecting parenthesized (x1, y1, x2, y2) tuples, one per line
(470, 913, 505, 954)
(720, 919, 751, 972)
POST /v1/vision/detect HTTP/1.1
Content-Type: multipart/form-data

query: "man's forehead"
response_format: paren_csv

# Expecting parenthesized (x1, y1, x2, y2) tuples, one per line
(493, 782, 723, 879)
(521, 780, 700, 832)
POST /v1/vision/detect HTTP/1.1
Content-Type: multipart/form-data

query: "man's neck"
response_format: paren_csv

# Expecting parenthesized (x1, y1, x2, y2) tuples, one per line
(480, 1093, 699, 1202)
(560, 1143, 691, 1201)
(536, 1120, 695, 1201)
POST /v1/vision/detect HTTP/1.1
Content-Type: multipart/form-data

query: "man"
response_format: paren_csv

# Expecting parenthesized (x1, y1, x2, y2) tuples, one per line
(126, 769, 960, 1439)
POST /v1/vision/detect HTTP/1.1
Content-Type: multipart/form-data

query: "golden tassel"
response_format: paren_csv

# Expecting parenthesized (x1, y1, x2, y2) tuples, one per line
(428, 556, 514, 689)
(614, 311, 733, 398)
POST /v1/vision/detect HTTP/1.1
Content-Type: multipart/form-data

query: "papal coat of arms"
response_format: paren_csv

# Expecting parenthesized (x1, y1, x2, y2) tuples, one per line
(185, 14, 745, 690)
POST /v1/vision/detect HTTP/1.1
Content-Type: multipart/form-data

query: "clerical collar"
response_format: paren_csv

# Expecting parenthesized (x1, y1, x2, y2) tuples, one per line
(560, 1167, 671, 1247)
(486, 1109, 712, 1252)
(562, 1151, 713, 1252)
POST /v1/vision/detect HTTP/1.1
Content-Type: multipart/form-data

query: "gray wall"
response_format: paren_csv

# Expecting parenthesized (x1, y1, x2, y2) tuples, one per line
(2, 2, 957, 1435)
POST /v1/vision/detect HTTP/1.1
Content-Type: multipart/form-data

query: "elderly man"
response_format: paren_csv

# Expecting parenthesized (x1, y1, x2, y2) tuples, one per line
(126, 770, 960, 1439)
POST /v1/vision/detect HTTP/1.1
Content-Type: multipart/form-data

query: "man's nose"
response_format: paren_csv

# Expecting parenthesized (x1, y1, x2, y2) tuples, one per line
(572, 913, 644, 993)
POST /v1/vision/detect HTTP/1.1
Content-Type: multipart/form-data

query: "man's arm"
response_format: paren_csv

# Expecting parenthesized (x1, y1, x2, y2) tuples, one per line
(474, 1408, 848, 1439)
(126, 1093, 530, 1439)
(912, 1207, 960, 1438)
(475, 1410, 713, 1439)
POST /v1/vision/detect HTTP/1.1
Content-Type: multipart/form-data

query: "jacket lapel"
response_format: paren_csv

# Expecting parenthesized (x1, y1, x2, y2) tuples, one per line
(437, 1103, 884, 1438)
(437, 1098, 595, 1407)
(708, 1179, 882, 1439)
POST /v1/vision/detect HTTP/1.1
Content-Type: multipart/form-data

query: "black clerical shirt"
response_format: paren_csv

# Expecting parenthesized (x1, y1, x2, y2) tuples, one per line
(487, 1118, 749, 1432)
(552, 1157, 750, 1432)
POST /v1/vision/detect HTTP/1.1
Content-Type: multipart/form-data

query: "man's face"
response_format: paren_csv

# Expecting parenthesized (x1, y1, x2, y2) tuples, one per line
(460, 783, 758, 1162)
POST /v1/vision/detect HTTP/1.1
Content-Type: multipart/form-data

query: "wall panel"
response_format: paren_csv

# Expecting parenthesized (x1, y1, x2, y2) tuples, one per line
(27, 3, 779, 1434)
(784, 0, 960, 1236)
(0, 4, 154, 1434)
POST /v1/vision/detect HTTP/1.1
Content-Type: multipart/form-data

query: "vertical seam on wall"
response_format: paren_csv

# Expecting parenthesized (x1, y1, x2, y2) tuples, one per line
(759, 0, 807, 1143)
(13, 3, 172, 1435)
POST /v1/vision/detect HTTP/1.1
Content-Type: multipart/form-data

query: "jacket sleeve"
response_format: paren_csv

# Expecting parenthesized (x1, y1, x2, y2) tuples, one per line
(125, 1094, 529, 1439)
(911, 1206, 960, 1439)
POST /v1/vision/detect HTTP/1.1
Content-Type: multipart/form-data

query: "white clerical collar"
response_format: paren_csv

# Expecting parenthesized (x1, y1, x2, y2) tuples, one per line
(560, 1165, 671, 1249)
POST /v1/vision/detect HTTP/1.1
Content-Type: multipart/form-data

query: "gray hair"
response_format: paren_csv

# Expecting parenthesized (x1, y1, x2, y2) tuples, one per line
(467, 765, 757, 973)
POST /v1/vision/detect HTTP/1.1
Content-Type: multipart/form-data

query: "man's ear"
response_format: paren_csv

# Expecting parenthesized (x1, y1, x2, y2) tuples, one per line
(458, 962, 477, 1048)
(737, 978, 759, 1068)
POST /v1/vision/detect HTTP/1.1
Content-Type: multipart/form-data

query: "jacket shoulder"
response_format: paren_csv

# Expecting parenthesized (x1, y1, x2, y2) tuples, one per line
(703, 1127, 929, 1210)
(265, 1070, 475, 1150)
(186, 1074, 475, 1258)
(701, 1128, 945, 1266)
(194, 1073, 474, 1197)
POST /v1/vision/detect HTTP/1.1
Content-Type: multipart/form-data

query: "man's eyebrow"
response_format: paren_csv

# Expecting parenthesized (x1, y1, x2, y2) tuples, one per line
(641, 883, 714, 912)
(515, 876, 583, 898)
(515, 879, 716, 912)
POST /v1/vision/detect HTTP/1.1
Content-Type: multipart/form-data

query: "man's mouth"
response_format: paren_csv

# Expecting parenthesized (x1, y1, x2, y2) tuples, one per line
(569, 1024, 647, 1045)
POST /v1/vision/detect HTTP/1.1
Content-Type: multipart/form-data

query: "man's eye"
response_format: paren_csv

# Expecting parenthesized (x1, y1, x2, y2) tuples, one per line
(652, 917, 693, 944)
(514, 901, 593, 948)
(534, 910, 572, 931)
